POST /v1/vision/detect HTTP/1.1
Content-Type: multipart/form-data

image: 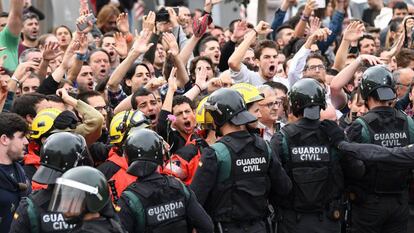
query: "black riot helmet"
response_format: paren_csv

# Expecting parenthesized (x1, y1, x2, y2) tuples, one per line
(49, 166, 110, 216)
(204, 88, 257, 127)
(289, 78, 326, 120)
(32, 132, 88, 185)
(360, 65, 395, 101)
(124, 128, 164, 177)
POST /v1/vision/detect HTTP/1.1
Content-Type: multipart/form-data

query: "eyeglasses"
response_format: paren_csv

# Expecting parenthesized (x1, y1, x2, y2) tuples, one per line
(306, 64, 326, 71)
(259, 100, 283, 109)
(94, 105, 111, 112)
(396, 82, 411, 88)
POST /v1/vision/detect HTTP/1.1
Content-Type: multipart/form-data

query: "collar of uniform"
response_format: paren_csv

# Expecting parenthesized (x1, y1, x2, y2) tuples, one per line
(219, 130, 253, 153)
(369, 106, 394, 113)
(295, 118, 320, 130)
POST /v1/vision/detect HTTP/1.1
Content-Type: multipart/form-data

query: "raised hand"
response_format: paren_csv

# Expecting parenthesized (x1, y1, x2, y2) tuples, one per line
(254, 21, 273, 35)
(167, 67, 178, 93)
(131, 29, 153, 55)
(307, 17, 321, 36)
(41, 42, 60, 61)
(142, 11, 156, 32)
(162, 33, 179, 56)
(117, 12, 130, 34)
(309, 27, 332, 43)
(231, 20, 248, 42)
(303, 0, 317, 17)
(357, 54, 382, 66)
(204, 0, 222, 13)
(76, 14, 94, 33)
(195, 66, 209, 91)
(343, 21, 364, 42)
(113, 32, 128, 58)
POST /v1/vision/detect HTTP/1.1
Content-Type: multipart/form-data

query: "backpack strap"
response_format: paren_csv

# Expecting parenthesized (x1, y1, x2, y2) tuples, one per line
(354, 118, 371, 143)
(210, 142, 231, 183)
(123, 190, 145, 232)
(26, 197, 39, 233)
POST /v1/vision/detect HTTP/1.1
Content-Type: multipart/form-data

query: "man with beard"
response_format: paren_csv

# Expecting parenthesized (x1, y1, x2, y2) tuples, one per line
(18, 12, 39, 56)
(75, 64, 95, 93)
(0, 113, 30, 233)
(131, 87, 160, 130)
(228, 21, 280, 86)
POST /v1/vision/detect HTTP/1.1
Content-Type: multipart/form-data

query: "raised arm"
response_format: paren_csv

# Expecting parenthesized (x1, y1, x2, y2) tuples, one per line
(7, 0, 24, 36)
(294, 0, 316, 38)
(228, 21, 272, 72)
(332, 21, 364, 71)
(330, 55, 382, 108)
(106, 29, 153, 92)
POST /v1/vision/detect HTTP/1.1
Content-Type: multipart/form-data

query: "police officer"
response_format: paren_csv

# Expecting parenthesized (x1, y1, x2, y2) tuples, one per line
(190, 88, 292, 233)
(48, 166, 125, 233)
(346, 65, 414, 233)
(270, 78, 361, 233)
(118, 128, 214, 233)
(10, 132, 90, 233)
(97, 110, 150, 203)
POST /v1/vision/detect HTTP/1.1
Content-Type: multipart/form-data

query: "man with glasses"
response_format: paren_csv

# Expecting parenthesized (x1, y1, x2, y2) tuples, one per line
(303, 53, 328, 85)
(258, 85, 283, 141)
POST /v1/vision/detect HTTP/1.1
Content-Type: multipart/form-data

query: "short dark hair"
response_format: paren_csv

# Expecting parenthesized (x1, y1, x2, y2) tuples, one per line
(172, 95, 195, 112)
(264, 81, 288, 94)
(0, 113, 27, 137)
(131, 87, 154, 109)
(305, 52, 327, 67)
(46, 94, 64, 104)
(393, 2, 408, 13)
(199, 36, 219, 54)
(0, 12, 9, 18)
(396, 48, 414, 68)
(189, 56, 214, 79)
(11, 93, 47, 119)
(357, 34, 375, 51)
(23, 12, 39, 22)
(254, 40, 278, 59)
(77, 91, 103, 104)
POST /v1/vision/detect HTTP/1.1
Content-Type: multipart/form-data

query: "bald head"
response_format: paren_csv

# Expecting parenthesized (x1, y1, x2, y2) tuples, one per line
(394, 68, 414, 99)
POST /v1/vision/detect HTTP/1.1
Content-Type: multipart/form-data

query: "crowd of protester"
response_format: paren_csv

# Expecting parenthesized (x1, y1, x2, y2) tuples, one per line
(2, 0, 414, 232)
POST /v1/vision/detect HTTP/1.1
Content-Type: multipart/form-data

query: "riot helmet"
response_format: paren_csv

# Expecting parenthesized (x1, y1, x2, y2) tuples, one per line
(359, 65, 395, 101)
(204, 88, 257, 127)
(289, 78, 326, 120)
(49, 166, 110, 217)
(32, 132, 89, 185)
(124, 128, 164, 177)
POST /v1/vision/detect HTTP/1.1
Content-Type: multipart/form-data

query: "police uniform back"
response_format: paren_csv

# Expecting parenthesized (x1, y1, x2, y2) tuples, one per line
(271, 78, 346, 233)
(346, 65, 414, 233)
(190, 88, 292, 233)
(118, 128, 213, 233)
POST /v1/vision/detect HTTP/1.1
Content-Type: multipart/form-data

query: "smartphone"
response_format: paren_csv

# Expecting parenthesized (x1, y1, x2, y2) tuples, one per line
(78, 14, 97, 31)
(315, 0, 326, 9)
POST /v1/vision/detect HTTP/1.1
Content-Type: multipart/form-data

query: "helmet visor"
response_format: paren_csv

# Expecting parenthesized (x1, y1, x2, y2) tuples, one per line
(49, 178, 101, 216)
